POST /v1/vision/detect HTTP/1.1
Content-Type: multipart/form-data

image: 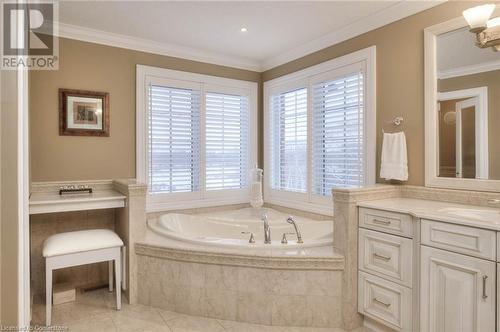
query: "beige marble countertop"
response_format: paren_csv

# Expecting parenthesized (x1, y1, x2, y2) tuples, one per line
(29, 189, 126, 214)
(358, 197, 500, 231)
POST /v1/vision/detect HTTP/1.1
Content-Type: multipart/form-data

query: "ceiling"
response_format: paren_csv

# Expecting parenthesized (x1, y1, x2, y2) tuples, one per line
(437, 27, 500, 74)
(58, 1, 442, 71)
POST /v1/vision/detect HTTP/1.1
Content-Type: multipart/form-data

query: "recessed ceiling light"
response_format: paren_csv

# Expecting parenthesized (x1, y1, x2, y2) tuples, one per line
(240, 27, 247, 32)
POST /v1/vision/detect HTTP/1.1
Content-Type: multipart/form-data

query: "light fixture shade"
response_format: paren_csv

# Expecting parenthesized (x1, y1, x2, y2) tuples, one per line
(463, 4, 496, 31)
(487, 16, 500, 28)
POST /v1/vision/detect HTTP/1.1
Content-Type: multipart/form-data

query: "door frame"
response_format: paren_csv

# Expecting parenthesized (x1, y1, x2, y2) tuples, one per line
(18, 66, 30, 328)
(437, 87, 489, 180)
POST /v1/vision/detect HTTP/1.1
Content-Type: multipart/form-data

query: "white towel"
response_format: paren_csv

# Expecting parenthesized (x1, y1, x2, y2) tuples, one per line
(380, 131, 408, 181)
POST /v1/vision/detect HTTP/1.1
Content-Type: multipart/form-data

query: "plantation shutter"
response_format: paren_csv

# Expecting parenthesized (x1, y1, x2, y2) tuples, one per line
(270, 87, 308, 193)
(205, 92, 250, 190)
(311, 69, 365, 196)
(148, 84, 200, 193)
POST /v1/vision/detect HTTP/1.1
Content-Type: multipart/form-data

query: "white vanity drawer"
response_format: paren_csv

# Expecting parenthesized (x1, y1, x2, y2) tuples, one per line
(421, 219, 496, 260)
(359, 208, 413, 238)
(359, 228, 413, 287)
(358, 271, 412, 332)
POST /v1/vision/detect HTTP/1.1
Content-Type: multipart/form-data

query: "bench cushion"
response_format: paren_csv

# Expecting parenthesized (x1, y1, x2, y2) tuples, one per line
(43, 229, 123, 257)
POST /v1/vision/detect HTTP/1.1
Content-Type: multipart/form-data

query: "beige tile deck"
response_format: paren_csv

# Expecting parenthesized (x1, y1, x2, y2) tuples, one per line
(32, 288, 355, 332)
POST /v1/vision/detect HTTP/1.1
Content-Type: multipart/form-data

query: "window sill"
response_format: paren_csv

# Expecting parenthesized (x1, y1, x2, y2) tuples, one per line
(264, 197, 334, 217)
(146, 195, 251, 213)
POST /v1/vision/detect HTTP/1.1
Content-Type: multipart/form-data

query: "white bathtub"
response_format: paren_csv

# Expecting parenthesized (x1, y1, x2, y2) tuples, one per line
(147, 207, 333, 249)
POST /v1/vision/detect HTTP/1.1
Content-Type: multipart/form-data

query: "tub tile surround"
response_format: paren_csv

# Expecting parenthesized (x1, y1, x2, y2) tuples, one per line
(147, 203, 251, 219)
(136, 253, 344, 327)
(136, 229, 344, 270)
(401, 185, 500, 208)
(147, 202, 332, 221)
(113, 179, 148, 304)
(264, 203, 333, 220)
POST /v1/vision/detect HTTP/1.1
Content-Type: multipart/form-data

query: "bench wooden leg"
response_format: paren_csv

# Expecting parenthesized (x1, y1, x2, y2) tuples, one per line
(114, 251, 121, 310)
(46, 260, 52, 326)
(108, 260, 114, 292)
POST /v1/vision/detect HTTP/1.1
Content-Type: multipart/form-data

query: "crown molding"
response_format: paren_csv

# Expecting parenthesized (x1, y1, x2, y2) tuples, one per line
(56, 1, 444, 73)
(56, 22, 262, 72)
(438, 59, 500, 79)
(261, 0, 445, 71)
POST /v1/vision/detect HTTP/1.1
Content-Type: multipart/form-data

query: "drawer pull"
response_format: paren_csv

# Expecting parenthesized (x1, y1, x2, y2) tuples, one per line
(373, 297, 391, 307)
(373, 252, 391, 261)
(483, 275, 488, 299)
(372, 218, 391, 225)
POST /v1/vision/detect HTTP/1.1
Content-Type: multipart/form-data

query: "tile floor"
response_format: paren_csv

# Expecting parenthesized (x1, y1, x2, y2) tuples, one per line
(32, 288, 356, 332)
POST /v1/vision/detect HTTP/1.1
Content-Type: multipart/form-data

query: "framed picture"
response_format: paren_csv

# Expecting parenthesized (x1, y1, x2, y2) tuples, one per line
(59, 89, 109, 136)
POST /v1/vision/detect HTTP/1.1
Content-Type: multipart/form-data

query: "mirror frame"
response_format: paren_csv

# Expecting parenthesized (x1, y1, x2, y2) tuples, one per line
(424, 14, 500, 192)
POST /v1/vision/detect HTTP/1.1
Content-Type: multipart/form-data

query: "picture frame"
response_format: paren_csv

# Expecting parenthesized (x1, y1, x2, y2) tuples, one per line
(59, 89, 110, 136)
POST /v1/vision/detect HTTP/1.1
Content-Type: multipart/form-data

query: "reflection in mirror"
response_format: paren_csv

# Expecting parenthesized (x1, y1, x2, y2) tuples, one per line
(436, 26, 500, 180)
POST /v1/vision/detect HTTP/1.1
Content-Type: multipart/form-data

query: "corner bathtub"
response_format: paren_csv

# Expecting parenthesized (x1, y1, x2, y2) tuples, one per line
(147, 207, 333, 249)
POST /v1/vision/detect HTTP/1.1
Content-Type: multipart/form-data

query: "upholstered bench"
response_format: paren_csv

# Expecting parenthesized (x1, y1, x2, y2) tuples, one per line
(43, 229, 124, 326)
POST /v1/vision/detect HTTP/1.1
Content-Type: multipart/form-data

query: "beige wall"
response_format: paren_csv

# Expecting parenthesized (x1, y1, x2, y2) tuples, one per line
(30, 2, 484, 185)
(29, 38, 261, 181)
(438, 69, 500, 179)
(262, 1, 481, 185)
(1, 70, 19, 326)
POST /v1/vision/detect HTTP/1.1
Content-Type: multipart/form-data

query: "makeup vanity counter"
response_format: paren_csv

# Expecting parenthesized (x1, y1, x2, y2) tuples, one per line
(29, 189, 126, 214)
(356, 197, 500, 332)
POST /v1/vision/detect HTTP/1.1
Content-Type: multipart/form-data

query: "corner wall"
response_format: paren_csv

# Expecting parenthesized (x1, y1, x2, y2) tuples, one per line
(261, 1, 480, 186)
(29, 38, 261, 182)
(1, 70, 20, 326)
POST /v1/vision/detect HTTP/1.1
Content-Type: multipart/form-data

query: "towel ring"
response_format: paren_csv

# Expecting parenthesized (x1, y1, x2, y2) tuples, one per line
(382, 116, 404, 134)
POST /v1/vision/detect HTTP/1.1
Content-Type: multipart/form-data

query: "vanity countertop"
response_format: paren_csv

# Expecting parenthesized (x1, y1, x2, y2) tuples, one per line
(358, 197, 500, 231)
(29, 189, 126, 214)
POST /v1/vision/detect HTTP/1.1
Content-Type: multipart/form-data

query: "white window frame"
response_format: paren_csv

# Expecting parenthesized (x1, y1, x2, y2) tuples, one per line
(263, 46, 376, 215)
(137, 65, 258, 212)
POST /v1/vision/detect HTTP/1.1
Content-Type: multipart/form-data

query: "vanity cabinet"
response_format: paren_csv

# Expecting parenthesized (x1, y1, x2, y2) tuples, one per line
(420, 246, 495, 332)
(358, 203, 499, 332)
(358, 208, 414, 331)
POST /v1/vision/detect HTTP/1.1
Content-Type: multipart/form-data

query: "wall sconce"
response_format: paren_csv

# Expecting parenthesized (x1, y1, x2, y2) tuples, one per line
(463, 4, 500, 51)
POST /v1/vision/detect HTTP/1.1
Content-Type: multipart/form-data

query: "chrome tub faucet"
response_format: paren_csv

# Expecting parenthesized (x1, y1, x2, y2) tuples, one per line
(286, 216, 303, 243)
(262, 213, 271, 244)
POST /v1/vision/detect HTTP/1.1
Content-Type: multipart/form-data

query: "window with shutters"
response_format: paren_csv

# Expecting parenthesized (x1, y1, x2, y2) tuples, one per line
(205, 92, 250, 191)
(270, 88, 308, 193)
(264, 47, 376, 214)
(311, 70, 364, 196)
(137, 66, 257, 211)
(148, 85, 200, 194)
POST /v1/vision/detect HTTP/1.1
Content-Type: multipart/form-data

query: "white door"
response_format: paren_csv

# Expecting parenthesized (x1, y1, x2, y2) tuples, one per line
(455, 96, 488, 179)
(421, 246, 495, 332)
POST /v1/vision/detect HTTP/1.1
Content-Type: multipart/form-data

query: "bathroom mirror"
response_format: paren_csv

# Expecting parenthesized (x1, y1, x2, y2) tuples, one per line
(425, 14, 500, 191)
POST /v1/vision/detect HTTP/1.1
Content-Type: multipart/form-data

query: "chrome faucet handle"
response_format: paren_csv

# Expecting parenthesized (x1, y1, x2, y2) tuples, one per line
(241, 231, 255, 244)
(286, 216, 303, 244)
(281, 232, 295, 244)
